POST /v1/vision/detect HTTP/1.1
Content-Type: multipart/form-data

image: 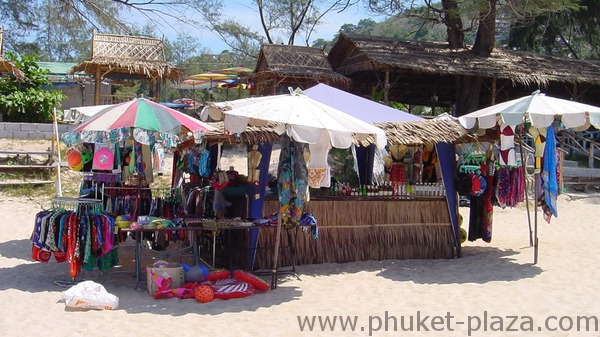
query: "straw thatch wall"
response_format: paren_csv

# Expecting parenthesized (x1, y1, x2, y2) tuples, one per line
(252, 44, 350, 96)
(328, 33, 600, 108)
(71, 33, 182, 81)
(231, 198, 455, 268)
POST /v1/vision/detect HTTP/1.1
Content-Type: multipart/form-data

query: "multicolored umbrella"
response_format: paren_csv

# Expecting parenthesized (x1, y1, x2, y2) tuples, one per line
(63, 98, 216, 147)
(217, 66, 253, 76)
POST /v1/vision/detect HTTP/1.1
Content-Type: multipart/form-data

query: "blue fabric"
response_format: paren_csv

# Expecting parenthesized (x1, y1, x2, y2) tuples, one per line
(542, 126, 558, 218)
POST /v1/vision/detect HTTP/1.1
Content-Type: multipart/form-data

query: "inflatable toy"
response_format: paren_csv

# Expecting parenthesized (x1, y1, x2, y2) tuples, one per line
(233, 270, 270, 292)
(212, 279, 254, 300)
(66, 148, 82, 168)
(194, 284, 214, 303)
(80, 150, 93, 164)
(185, 265, 209, 283)
(203, 269, 230, 282)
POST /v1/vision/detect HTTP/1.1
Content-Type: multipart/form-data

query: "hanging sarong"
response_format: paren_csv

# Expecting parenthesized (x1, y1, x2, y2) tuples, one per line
(277, 134, 308, 229)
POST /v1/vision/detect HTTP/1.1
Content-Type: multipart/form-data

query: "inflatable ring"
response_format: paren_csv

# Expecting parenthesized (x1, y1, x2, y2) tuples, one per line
(212, 279, 255, 300)
(233, 270, 270, 291)
(460, 228, 467, 244)
(203, 269, 230, 283)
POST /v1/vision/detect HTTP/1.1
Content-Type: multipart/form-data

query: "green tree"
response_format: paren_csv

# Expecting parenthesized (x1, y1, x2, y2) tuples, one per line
(507, 0, 600, 60)
(0, 53, 66, 123)
(195, 0, 357, 57)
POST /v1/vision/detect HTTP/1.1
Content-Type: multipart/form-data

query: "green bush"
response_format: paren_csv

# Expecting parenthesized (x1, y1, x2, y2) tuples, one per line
(0, 53, 66, 123)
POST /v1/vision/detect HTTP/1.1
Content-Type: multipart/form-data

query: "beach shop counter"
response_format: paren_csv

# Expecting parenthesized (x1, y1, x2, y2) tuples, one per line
(246, 187, 455, 270)
(177, 140, 458, 271)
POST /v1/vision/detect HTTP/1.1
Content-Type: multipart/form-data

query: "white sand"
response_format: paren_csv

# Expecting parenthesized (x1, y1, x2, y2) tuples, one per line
(2, 140, 600, 336)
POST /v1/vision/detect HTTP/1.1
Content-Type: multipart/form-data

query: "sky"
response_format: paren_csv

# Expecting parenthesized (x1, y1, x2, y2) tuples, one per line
(149, 0, 387, 53)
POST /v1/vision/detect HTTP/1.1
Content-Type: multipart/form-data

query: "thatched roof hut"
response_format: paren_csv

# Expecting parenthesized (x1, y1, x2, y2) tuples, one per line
(71, 33, 183, 104)
(0, 29, 24, 81)
(252, 44, 350, 95)
(328, 33, 600, 109)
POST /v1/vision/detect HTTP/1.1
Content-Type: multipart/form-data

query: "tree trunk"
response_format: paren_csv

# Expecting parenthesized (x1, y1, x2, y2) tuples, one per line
(454, 75, 482, 116)
(472, 0, 497, 57)
(455, 0, 498, 116)
(442, 0, 464, 49)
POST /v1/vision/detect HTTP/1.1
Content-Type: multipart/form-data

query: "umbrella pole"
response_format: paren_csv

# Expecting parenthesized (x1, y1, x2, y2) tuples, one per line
(271, 212, 282, 290)
(533, 172, 539, 264)
(519, 141, 533, 246)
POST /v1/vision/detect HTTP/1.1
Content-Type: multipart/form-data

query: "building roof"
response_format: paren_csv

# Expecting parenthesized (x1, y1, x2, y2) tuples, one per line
(252, 44, 350, 95)
(70, 33, 183, 81)
(328, 33, 600, 108)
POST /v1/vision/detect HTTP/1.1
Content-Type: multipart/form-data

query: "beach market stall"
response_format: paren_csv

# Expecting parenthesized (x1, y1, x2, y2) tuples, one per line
(207, 87, 480, 287)
(37, 98, 217, 284)
(458, 90, 600, 263)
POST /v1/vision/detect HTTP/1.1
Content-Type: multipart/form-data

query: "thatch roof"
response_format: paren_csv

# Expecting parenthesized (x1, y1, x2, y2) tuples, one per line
(0, 29, 24, 80)
(371, 119, 481, 146)
(252, 44, 350, 95)
(71, 33, 183, 81)
(328, 33, 600, 107)
(203, 121, 281, 145)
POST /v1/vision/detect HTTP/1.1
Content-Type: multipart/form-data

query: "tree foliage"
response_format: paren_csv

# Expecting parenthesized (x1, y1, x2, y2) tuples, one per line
(507, 0, 600, 59)
(0, 53, 66, 123)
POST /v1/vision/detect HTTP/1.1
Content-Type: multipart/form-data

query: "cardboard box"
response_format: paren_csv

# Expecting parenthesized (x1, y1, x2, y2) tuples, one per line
(146, 262, 185, 295)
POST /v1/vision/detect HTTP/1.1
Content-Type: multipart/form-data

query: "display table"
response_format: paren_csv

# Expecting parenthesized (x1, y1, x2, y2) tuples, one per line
(121, 226, 202, 289)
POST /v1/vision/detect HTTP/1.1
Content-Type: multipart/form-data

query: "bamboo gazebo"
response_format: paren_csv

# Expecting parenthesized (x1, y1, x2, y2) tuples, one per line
(0, 29, 24, 81)
(251, 44, 350, 96)
(71, 33, 183, 105)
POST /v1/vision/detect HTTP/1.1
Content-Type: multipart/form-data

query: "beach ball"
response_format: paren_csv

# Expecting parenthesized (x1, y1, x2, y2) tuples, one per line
(194, 285, 214, 303)
(185, 265, 209, 283)
(460, 228, 467, 243)
(81, 150, 93, 164)
(66, 148, 82, 168)
(71, 161, 83, 171)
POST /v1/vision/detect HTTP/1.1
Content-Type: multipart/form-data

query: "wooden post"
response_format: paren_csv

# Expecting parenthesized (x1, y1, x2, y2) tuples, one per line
(491, 77, 497, 105)
(589, 144, 594, 168)
(383, 71, 390, 105)
(94, 67, 101, 105)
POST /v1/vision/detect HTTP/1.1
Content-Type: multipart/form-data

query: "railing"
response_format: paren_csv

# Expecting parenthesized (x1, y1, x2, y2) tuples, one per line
(557, 130, 600, 168)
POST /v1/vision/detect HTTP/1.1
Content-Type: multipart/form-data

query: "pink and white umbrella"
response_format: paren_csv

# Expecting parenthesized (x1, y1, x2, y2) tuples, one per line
(64, 97, 216, 147)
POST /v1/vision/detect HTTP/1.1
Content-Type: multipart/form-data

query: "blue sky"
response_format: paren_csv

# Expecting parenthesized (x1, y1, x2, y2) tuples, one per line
(149, 1, 387, 53)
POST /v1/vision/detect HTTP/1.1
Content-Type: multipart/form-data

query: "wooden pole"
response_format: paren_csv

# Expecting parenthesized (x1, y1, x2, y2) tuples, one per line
(94, 67, 101, 105)
(384, 71, 390, 105)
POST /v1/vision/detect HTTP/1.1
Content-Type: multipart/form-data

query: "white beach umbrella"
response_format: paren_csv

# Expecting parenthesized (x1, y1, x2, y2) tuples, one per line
(222, 88, 387, 149)
(459, 90, 600, 130)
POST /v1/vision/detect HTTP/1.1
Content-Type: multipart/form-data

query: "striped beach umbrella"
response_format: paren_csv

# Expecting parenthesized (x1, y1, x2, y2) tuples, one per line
(66, 98, 217, 147)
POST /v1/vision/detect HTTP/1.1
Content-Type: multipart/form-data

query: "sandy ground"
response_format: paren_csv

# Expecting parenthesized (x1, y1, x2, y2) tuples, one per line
(2, 139, 600, 336)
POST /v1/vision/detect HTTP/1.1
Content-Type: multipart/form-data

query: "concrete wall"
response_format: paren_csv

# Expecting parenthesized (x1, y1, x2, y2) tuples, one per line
(0, 122, 77, 140)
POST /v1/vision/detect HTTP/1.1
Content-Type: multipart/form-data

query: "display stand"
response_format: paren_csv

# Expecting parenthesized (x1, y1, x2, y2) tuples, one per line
(121, 226, 202, 290)
(51, 197, 104, 287)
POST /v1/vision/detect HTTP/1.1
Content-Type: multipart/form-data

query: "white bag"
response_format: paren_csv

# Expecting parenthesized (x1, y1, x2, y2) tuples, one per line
(61, 280, 119, 310)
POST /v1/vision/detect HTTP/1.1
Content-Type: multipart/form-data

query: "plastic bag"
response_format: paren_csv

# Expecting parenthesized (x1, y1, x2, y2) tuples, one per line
(61, 280, 119, 310)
